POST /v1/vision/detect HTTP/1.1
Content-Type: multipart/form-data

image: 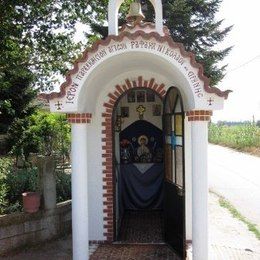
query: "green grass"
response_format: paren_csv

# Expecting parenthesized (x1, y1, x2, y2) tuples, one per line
(211, 191, 260, 240)
(209, 123, 260, 155)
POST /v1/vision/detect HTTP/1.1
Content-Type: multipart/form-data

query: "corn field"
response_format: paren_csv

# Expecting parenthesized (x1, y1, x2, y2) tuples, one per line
(208, 124, 260, 154)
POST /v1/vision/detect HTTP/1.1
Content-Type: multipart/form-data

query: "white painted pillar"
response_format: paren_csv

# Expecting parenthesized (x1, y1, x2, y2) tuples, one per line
(184, 118, 192, 241)
(71, 122, 89, 260)
(190, 113, 210, 260)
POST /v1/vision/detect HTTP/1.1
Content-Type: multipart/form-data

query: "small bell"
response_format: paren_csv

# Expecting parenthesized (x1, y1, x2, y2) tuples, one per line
(126, 0, 145, 23)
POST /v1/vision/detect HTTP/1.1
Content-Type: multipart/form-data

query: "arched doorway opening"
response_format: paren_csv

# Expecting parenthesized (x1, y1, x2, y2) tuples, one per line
(111, 85, 186, 258)
(112, 87, 165, 243)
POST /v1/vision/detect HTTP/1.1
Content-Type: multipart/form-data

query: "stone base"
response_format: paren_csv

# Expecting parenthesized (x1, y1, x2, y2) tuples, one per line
(0, 201, 71, 256)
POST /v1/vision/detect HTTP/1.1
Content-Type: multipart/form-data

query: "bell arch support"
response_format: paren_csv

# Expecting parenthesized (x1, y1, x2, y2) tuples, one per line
(108, 0, 163, 35)
(101, 76, 166, 241)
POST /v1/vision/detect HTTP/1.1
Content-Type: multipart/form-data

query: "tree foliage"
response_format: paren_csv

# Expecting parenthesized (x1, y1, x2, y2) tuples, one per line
(8, 111, 71, 160)
(0, 69, 36, 133)
(0, 0, 92, 91)
(0, 0, 90, 134)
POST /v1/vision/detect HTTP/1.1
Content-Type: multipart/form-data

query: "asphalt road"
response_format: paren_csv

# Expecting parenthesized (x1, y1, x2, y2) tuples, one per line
(208, 144, 260, 229)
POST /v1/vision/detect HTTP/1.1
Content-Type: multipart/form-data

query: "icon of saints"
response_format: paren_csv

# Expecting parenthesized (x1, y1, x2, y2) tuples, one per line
(137, 135, 152, 163)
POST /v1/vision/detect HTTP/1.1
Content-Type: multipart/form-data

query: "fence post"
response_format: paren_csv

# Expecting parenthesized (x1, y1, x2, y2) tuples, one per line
(37, 156, 57, 210)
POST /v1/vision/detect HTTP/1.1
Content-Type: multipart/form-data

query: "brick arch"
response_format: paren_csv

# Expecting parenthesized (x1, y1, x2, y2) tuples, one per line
(101, 76, 166, 241)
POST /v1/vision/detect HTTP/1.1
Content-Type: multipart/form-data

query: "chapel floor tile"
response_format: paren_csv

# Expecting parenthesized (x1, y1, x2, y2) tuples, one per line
(90, 244, 180, 260)
(118, 210, 164, 243)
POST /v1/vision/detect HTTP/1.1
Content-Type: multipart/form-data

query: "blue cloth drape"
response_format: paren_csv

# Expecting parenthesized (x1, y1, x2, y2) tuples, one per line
(118, 163, 164, 211)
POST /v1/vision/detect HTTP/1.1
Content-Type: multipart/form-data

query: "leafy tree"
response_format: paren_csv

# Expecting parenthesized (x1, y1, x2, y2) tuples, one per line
(0, 1, 93, 91)
(87, 0, 232, 86)
(0, 0, 90, 135)
(0, 69, 36, 134)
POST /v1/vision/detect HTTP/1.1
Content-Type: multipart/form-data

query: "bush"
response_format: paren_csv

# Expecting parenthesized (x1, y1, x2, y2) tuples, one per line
(0, 157, 71, 214)
(0, 158, 11, 214)
(5, 167, 38, 206)
(56, 170, 71, 203)
(0, 157, 39, 214)
(8, 111, 71, 161)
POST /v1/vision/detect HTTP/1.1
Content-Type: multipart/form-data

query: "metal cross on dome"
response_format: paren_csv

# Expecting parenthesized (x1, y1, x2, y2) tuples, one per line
(136, 105, 146, 120)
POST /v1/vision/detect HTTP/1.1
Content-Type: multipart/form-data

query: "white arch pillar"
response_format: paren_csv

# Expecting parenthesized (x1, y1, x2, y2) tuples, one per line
(68, 114, 91, 260)
(187, 110, 212, 260)
(108, 0, 163, 35)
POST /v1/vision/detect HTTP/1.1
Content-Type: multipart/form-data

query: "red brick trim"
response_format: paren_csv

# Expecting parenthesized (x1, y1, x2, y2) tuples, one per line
(38, 31, 232, 101)
(67, 113, 92, 124)
(186, 110, 212, 122)
(101, 77, 166, 242)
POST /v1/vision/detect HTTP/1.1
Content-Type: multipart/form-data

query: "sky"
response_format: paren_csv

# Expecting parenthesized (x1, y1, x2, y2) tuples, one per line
(214, 0, 260, 122)
(73, 0, 260, 122)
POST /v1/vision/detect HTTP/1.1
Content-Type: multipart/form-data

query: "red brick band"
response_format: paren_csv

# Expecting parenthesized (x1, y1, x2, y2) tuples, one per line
(102, 76, 166, 241)
(67, 113, 92, 124)
(186, 110, 212, 122)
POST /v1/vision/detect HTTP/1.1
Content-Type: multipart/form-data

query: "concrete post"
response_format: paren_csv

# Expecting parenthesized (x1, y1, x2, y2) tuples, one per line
(71, 123, 89, 260)
(37, 156, 57, 211)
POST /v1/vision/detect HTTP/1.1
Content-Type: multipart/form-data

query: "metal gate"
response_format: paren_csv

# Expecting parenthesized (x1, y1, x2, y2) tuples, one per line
(163, 87, 186, 259)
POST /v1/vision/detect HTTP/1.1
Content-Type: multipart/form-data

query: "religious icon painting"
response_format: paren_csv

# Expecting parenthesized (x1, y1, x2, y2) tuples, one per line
(153, 104, 161, 116)
(121, 107, 129, 118)
(127, 91, 136, 103)
(146, 90, 155, 102)
(136, 91, 145, 102)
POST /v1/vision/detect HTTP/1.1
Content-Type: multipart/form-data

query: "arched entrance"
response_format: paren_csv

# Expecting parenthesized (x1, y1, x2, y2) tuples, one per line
(110, 84, 186, 258)
(112, 87, 165, 243)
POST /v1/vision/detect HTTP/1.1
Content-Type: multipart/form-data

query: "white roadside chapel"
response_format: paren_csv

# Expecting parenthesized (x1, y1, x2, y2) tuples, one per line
(40, 1, 230, 259)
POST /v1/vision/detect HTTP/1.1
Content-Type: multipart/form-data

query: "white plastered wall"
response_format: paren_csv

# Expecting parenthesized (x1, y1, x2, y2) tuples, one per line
(117, 93, 163, 130)
(87, 68, 193, 241)
(77, 51, 196, 114)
